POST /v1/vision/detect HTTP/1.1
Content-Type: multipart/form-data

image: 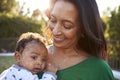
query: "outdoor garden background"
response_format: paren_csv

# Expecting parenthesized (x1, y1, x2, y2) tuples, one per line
(0, 0, 120, 73)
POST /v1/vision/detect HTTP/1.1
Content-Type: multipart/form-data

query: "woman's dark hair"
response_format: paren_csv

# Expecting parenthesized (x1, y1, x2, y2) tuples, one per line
(15, 32, 47, 53)
(62, 0, 107, 60)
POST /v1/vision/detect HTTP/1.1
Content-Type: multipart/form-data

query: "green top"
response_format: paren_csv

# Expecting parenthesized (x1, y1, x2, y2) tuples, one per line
(38, 56, 115, 80)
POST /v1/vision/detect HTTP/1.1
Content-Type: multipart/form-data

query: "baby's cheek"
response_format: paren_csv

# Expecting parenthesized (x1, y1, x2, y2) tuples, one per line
(41, 63, 46, 70)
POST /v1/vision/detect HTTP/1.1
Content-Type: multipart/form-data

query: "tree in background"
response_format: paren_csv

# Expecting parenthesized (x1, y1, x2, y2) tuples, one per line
(107, 6, 120, 55)
(0, 0, 19, 15)
(0, 15, 42, 38)
(0, 0, 48, 52)
(102, 6, 120, 70)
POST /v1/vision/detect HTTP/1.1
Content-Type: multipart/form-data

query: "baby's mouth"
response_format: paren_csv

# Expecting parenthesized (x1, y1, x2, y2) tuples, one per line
(32, 68, 42, 73)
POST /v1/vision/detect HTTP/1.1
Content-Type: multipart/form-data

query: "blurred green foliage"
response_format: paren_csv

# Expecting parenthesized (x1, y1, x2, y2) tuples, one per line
(108, 6, 120, 40)
(0, 0, 19, 15)
(0, 0, 47, 38)
(0, 0, 48, 52)
(0, 14, 42, 38)
(104, 6, 120, 55)
(102, 6, 120, 70)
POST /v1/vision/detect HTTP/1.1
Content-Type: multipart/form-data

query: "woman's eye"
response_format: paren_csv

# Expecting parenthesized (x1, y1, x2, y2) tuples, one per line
(63, 24, 73, 29)
(63, 22, 73, 29)
(64, 25, 72, 29)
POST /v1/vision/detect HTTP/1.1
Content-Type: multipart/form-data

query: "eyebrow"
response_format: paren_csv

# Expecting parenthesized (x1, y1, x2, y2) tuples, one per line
(50, 14, 74, 25)
(31, 52, 38, 55)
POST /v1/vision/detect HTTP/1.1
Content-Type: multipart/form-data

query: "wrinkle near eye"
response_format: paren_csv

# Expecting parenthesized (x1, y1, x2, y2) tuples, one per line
(50, 16, 56, 23)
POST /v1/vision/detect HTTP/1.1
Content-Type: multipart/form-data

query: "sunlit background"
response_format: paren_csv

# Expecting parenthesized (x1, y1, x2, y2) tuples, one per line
(0, 0, 120, 78)
(16, 0, 49, 17)
(16, 0, 120, 17)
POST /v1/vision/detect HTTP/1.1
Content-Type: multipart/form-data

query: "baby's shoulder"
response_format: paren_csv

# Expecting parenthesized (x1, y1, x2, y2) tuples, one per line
(0, 65, 15, 79)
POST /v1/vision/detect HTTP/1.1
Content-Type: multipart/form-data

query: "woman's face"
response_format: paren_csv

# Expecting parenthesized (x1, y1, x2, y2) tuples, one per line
(48, 0, 80, 48)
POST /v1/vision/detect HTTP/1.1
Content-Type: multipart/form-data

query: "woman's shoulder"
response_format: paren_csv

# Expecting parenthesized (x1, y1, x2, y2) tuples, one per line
(58, 56, 113, 74)
(83, 56, 110, 67)
(57, 56, 114, 80)
(57, 56, 109, 70)
(62, 56, 111, 71)
(81, 56, 113, 73)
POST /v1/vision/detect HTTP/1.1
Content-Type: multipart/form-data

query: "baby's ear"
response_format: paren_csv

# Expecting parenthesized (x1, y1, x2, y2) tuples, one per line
(14, 51, 21, 63)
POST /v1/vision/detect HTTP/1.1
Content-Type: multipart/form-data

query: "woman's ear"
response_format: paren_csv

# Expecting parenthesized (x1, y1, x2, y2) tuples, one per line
(14, 51, 21, 63)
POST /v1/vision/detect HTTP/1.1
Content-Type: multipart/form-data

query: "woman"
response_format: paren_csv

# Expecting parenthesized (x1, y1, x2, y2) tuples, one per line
(38, 0, 114, 80)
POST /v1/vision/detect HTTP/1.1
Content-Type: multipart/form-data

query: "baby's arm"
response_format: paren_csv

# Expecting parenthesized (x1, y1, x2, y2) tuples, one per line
(40, 71, 57, 80)
(40, 62, 58, 80)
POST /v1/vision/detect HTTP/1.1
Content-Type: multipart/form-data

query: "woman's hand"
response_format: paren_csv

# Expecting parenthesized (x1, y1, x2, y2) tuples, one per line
(46, 62, 58, 73)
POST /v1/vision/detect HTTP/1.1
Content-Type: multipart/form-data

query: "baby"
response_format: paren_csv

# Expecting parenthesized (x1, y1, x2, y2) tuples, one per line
(0, 32, 57, 80)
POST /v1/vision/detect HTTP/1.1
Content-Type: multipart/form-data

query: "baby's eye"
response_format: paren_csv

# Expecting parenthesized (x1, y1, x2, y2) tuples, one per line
(31, 56, 37, 60)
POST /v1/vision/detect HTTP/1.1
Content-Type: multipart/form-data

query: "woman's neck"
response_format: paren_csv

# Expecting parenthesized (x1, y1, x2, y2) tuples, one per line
(48, 45, 90, 70)
(51, 45, 90, 57)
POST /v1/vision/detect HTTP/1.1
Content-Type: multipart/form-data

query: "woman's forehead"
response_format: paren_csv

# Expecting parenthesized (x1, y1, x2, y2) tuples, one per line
(51, 0, 79, 24)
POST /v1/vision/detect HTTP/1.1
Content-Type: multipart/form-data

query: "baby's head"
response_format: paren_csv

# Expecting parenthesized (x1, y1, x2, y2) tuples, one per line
(14, 32, 48, 74)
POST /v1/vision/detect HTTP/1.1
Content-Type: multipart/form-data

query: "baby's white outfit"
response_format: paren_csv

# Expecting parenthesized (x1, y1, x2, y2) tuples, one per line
(0, 65, 57, 80)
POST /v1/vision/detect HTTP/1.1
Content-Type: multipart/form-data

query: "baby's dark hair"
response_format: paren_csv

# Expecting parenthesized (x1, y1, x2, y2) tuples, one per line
(15, 32, 46, 53)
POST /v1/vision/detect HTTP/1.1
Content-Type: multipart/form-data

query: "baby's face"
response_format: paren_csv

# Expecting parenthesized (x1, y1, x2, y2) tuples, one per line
(16, 41, 47, 74)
